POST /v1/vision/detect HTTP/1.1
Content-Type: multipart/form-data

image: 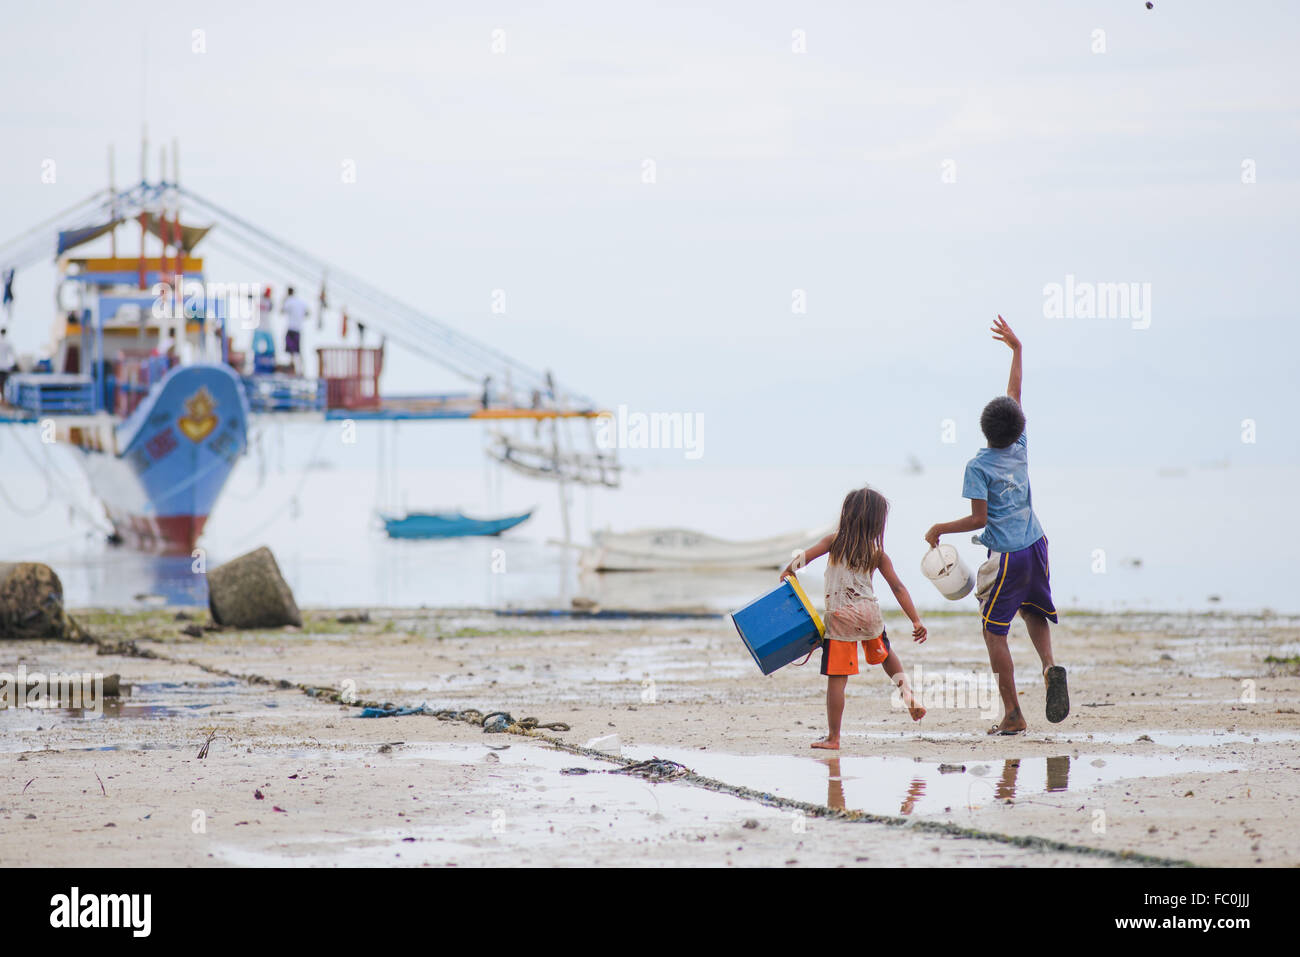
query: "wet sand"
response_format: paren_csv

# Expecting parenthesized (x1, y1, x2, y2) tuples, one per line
(2, 607, 1297, 867)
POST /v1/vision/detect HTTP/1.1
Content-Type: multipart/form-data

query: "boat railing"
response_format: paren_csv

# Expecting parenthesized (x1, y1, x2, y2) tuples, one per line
(242, 374, 327, 413)
(2, 373, 97, 415)
(316, 346, 384, 410)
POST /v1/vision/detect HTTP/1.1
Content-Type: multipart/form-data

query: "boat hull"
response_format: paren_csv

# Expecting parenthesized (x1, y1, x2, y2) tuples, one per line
(382, 510, 533, 539)
(73, 364, 249, 553)
(584, 525, 834, 572)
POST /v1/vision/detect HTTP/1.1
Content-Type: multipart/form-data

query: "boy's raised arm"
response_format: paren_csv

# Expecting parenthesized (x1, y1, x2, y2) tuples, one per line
(992, 314, 1022, 406)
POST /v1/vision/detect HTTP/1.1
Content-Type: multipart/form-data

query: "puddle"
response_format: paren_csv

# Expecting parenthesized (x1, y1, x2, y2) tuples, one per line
(215, 742, 783, 866)
(851, 729, 1300, 748)
(212, 741, 1117, 867)
(623, 747, 1241, 818)
(1057, 730, 1300, 748)
(46, 701, 209, 720)
(73, 743, 189, 752)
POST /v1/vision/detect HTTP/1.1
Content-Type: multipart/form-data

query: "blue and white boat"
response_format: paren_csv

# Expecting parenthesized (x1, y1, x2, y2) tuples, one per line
(0, 144, 616, 554)
(380, 509, 533, 539)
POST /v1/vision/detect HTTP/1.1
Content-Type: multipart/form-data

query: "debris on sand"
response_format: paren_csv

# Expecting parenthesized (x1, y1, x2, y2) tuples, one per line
(206, 546, 302, 629)
(359, 704, 428, 718)
(560, 758, 690, 783)
(585, 733, 622, 753)
(610, 758, 689, 782)
(197, 729, 229, 759)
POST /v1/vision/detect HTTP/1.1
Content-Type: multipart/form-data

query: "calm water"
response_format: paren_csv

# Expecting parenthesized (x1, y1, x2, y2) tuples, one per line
(0, 423, 1293, 613)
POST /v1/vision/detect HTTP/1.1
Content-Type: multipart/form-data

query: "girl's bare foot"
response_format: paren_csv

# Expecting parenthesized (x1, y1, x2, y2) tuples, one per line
(811, 737, 840, 750)
(897, 691, 926, 722)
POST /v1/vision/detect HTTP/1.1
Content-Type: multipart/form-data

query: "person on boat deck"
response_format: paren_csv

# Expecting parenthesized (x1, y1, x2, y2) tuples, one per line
(150, 330, 178, 363)
(0, 327, 17, 394)
(281, 286, 308, 375)
(258, 286, 274, 330)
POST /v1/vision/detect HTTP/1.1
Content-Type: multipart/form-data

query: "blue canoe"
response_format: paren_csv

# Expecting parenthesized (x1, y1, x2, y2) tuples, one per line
(381, 509, 534, 539)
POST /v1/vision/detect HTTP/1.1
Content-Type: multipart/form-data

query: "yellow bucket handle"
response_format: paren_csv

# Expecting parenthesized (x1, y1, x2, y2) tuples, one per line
(784, 572, 826, 637)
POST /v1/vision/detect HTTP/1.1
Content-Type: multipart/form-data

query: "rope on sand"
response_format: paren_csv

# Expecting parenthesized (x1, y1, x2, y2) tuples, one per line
(81, 630, 1193, 867)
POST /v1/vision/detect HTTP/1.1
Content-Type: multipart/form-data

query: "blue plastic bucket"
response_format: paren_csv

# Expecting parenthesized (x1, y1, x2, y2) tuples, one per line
(731, 575, 826, 675)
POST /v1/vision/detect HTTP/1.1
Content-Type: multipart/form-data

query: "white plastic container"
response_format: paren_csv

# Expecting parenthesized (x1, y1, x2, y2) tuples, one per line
(585, 733, 622, 754)
(921, 545, 975, 600)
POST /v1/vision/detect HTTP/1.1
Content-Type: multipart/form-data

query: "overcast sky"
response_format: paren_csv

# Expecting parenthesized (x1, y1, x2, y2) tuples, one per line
(2, 0, 1297, 468)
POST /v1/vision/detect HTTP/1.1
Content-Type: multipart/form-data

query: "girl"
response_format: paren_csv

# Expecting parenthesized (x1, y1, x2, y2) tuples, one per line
(779, 486, 928, 750)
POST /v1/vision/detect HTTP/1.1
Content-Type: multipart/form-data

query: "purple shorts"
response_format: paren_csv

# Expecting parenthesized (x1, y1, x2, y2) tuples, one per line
(285, 329, 301, 354)
(981, 536, 1058, 636)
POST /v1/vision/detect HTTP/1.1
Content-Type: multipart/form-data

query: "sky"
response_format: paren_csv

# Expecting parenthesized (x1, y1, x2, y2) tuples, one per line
(1, 0, 1297, 471)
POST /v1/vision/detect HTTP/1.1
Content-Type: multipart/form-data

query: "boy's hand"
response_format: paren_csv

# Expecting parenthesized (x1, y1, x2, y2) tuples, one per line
(924, 525, 942, 548)
(991, 314, 1021, 351)
(911, 620, 928, 643)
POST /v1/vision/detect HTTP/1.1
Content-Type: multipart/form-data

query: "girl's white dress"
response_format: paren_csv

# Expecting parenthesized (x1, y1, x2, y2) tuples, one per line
(824, 560, 884, 641)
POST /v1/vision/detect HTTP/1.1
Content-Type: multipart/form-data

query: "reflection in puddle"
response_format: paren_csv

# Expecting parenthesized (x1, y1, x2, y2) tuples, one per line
(41, 700, 205, 720)
(900, 777, 925, 815)
(626, 747, 1240, 818)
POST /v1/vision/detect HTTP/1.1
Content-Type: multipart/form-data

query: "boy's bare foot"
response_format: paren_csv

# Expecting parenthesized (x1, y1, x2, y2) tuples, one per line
(902, 697, 927, 722)
(986, 708, 1027, 735)
(811, 737, 840, 750)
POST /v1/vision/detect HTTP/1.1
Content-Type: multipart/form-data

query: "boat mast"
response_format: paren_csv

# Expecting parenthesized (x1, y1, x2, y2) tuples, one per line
(170, 139, 180, 282)
(137, 125, 148, 291)
(108, 145, 117, 258)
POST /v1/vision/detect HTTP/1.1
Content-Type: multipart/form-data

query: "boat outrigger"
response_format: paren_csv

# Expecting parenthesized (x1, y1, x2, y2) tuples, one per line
(0, 141, 619, 553)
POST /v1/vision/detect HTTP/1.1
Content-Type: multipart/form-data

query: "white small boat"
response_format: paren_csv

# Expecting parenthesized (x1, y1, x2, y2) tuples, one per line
(582, 525, 833, 572)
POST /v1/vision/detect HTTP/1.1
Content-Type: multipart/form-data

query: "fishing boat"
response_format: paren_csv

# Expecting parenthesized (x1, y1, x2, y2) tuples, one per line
(0, 140, 616, 553)
(582, 525, 834, 572)
(380, 509, 533, 539)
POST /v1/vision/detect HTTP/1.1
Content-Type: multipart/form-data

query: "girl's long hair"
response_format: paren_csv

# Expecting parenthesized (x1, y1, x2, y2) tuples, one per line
(828, 487, 888, 574)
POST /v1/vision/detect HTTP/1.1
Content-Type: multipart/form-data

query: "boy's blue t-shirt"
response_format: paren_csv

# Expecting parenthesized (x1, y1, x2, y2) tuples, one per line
(962, 431, 1044, 553)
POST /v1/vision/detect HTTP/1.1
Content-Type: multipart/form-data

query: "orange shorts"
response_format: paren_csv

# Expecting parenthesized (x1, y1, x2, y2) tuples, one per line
(819, 629, 890, 676)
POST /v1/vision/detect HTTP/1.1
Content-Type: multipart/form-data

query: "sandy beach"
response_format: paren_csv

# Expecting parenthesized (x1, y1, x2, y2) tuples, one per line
(3, 606, 1297, 867)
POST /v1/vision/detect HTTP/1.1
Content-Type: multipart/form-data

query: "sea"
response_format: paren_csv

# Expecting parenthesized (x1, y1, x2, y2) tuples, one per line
(0, 422, 1294, 615)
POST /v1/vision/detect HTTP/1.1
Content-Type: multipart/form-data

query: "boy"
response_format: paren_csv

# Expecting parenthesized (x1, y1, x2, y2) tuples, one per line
(925, 316, 1068, 735)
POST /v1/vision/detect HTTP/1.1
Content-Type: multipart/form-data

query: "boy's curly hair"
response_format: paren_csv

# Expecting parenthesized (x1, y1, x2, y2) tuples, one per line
(980, 396, 1025, 449)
